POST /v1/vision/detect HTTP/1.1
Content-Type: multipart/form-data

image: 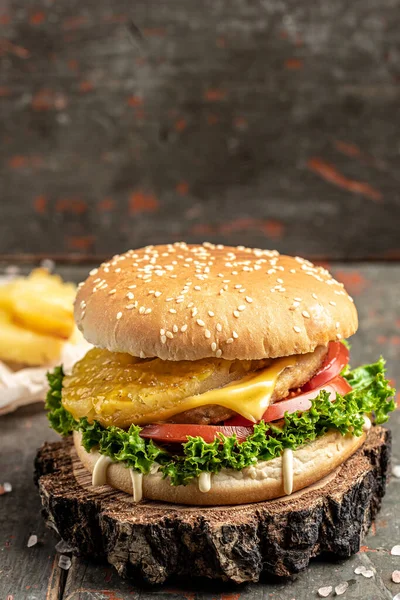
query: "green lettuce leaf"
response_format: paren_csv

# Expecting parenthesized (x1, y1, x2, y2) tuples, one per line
(45, 367, 76, 436)
(46, 356, 395, 486)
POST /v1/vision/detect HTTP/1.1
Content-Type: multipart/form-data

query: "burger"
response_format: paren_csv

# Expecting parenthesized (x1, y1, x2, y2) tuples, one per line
(46, 243, 395, 506)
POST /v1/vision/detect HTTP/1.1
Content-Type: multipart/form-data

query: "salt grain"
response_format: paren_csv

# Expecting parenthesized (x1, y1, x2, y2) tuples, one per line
(27, 534, 37, 548)
(361, 569, 374, 579)
(317, 586, 332, 598)
(334, 581, 348, 595)
(354, 565, 367, 575)
(392, 570, 400, 583)
(55, 539, 74, 553)
(58, 555, 72, 570)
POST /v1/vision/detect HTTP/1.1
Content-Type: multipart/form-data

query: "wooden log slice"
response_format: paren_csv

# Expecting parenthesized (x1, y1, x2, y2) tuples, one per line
(35, 426, 391, 585)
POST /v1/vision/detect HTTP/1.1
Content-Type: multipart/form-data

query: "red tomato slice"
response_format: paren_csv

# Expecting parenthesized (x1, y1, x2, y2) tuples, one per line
(261, 375, 351, 422)
(140, 423, 254, 444)
(302, 341, 349, 391)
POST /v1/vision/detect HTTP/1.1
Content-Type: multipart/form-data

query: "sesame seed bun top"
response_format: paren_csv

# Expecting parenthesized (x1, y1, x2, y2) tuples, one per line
(75, 242, 358, 361)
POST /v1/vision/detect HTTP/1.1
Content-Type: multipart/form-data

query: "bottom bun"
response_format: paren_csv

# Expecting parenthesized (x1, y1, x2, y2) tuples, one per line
(73, 429, 367, 506)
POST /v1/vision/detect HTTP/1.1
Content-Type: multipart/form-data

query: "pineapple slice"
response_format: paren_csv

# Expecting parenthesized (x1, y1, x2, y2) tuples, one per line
(1, 269, 76, 339)
(0, 308, 64, 366)
(62, 348, 266, 428)
(62, 348, 217, 427)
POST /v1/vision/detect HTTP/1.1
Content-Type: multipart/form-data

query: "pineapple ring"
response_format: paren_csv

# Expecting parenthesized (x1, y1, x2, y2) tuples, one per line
(62, 348, 269, 428)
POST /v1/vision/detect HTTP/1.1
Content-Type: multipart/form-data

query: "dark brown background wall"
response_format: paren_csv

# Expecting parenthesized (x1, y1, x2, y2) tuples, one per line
(1, 0, 399, 261)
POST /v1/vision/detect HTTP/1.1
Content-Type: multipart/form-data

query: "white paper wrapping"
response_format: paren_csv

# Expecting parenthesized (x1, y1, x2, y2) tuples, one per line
(0, 338, 92, 415)
(0, 268, 91, 416)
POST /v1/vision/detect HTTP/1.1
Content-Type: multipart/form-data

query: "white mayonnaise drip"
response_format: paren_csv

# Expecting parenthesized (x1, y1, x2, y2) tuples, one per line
(130, 470, 143, 503)
(363, 415, 372, 431)
(282, 448, 294, 495)
(92, 455, 113, 487)
(198, 472, 211, 493)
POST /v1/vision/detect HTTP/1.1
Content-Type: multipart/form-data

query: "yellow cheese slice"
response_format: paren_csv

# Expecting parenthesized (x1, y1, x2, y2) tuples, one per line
(142, 355, 296, 424)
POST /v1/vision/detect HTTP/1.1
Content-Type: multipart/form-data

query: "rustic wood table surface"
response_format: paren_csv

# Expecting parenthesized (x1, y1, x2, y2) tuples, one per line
(1, 263, 400, 600)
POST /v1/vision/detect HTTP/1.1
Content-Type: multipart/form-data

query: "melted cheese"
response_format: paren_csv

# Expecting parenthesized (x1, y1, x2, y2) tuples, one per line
(92, 454, 112, 487)
(282, 448, 294, 495)
(156, 355, 297, 424)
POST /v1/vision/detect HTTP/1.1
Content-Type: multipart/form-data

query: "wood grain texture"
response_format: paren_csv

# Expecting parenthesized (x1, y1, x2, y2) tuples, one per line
(1, 1, 400, 259)
(35, 427, 391, 584)
(0, 262, 400, 600)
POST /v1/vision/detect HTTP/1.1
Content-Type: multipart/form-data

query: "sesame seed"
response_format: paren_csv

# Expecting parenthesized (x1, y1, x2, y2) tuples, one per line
(219, 289, 224, 295)
(109, 289, 116, 295)
(226, 338, 234, 344)
(160, 328, 165, 335)
(245, 296, 253, 303)
(90, 268, 98, 276)
(293, 325, 301, 333)
(238, 305, 246, 311)
(329, 300, 337, 306)
(233, 310, 240, 318)
(336, 321, 340, 329)
(169, 308, 177, 314)
(216, 349, 222, 358)
(139, 306, 145, 314)
(211, 342, 217, 351)
(161, 335, 167, 344)
(194, 285, 201, 291)
(234, 284, 242, 289)
(294, 297, 302, 302)
(181, 324, 188, 332)
(125, 304, 134, 309)
(166, 331, 174, 339)
(208, 311, 215, 317)
(312, 293, 318, 300)
(126, 292, 134, 300)
(336, 333, 342, 340)
(197, 319, 205, 327)
(128, 285, 136, 289)
(116, 312, 122, 320)
(204, 329, 211, 338)
(289, 269, 296, 273)
(115, 268, 121, 273)
(187, 302, 194, 308)
(176, 298, 184, 303)
(278, 287, 286, 292)
(277, 278, 284, 284)
(232, 330, 238, 338)
(166, 297, 174, 302)
(216, 323, 222, 332)
(154, 291, 162, 297)
(302, 310, 310, 318)
(145, 308, 152, 314)
(173, 325, 178, 333)
(192, 308, 198, 317)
